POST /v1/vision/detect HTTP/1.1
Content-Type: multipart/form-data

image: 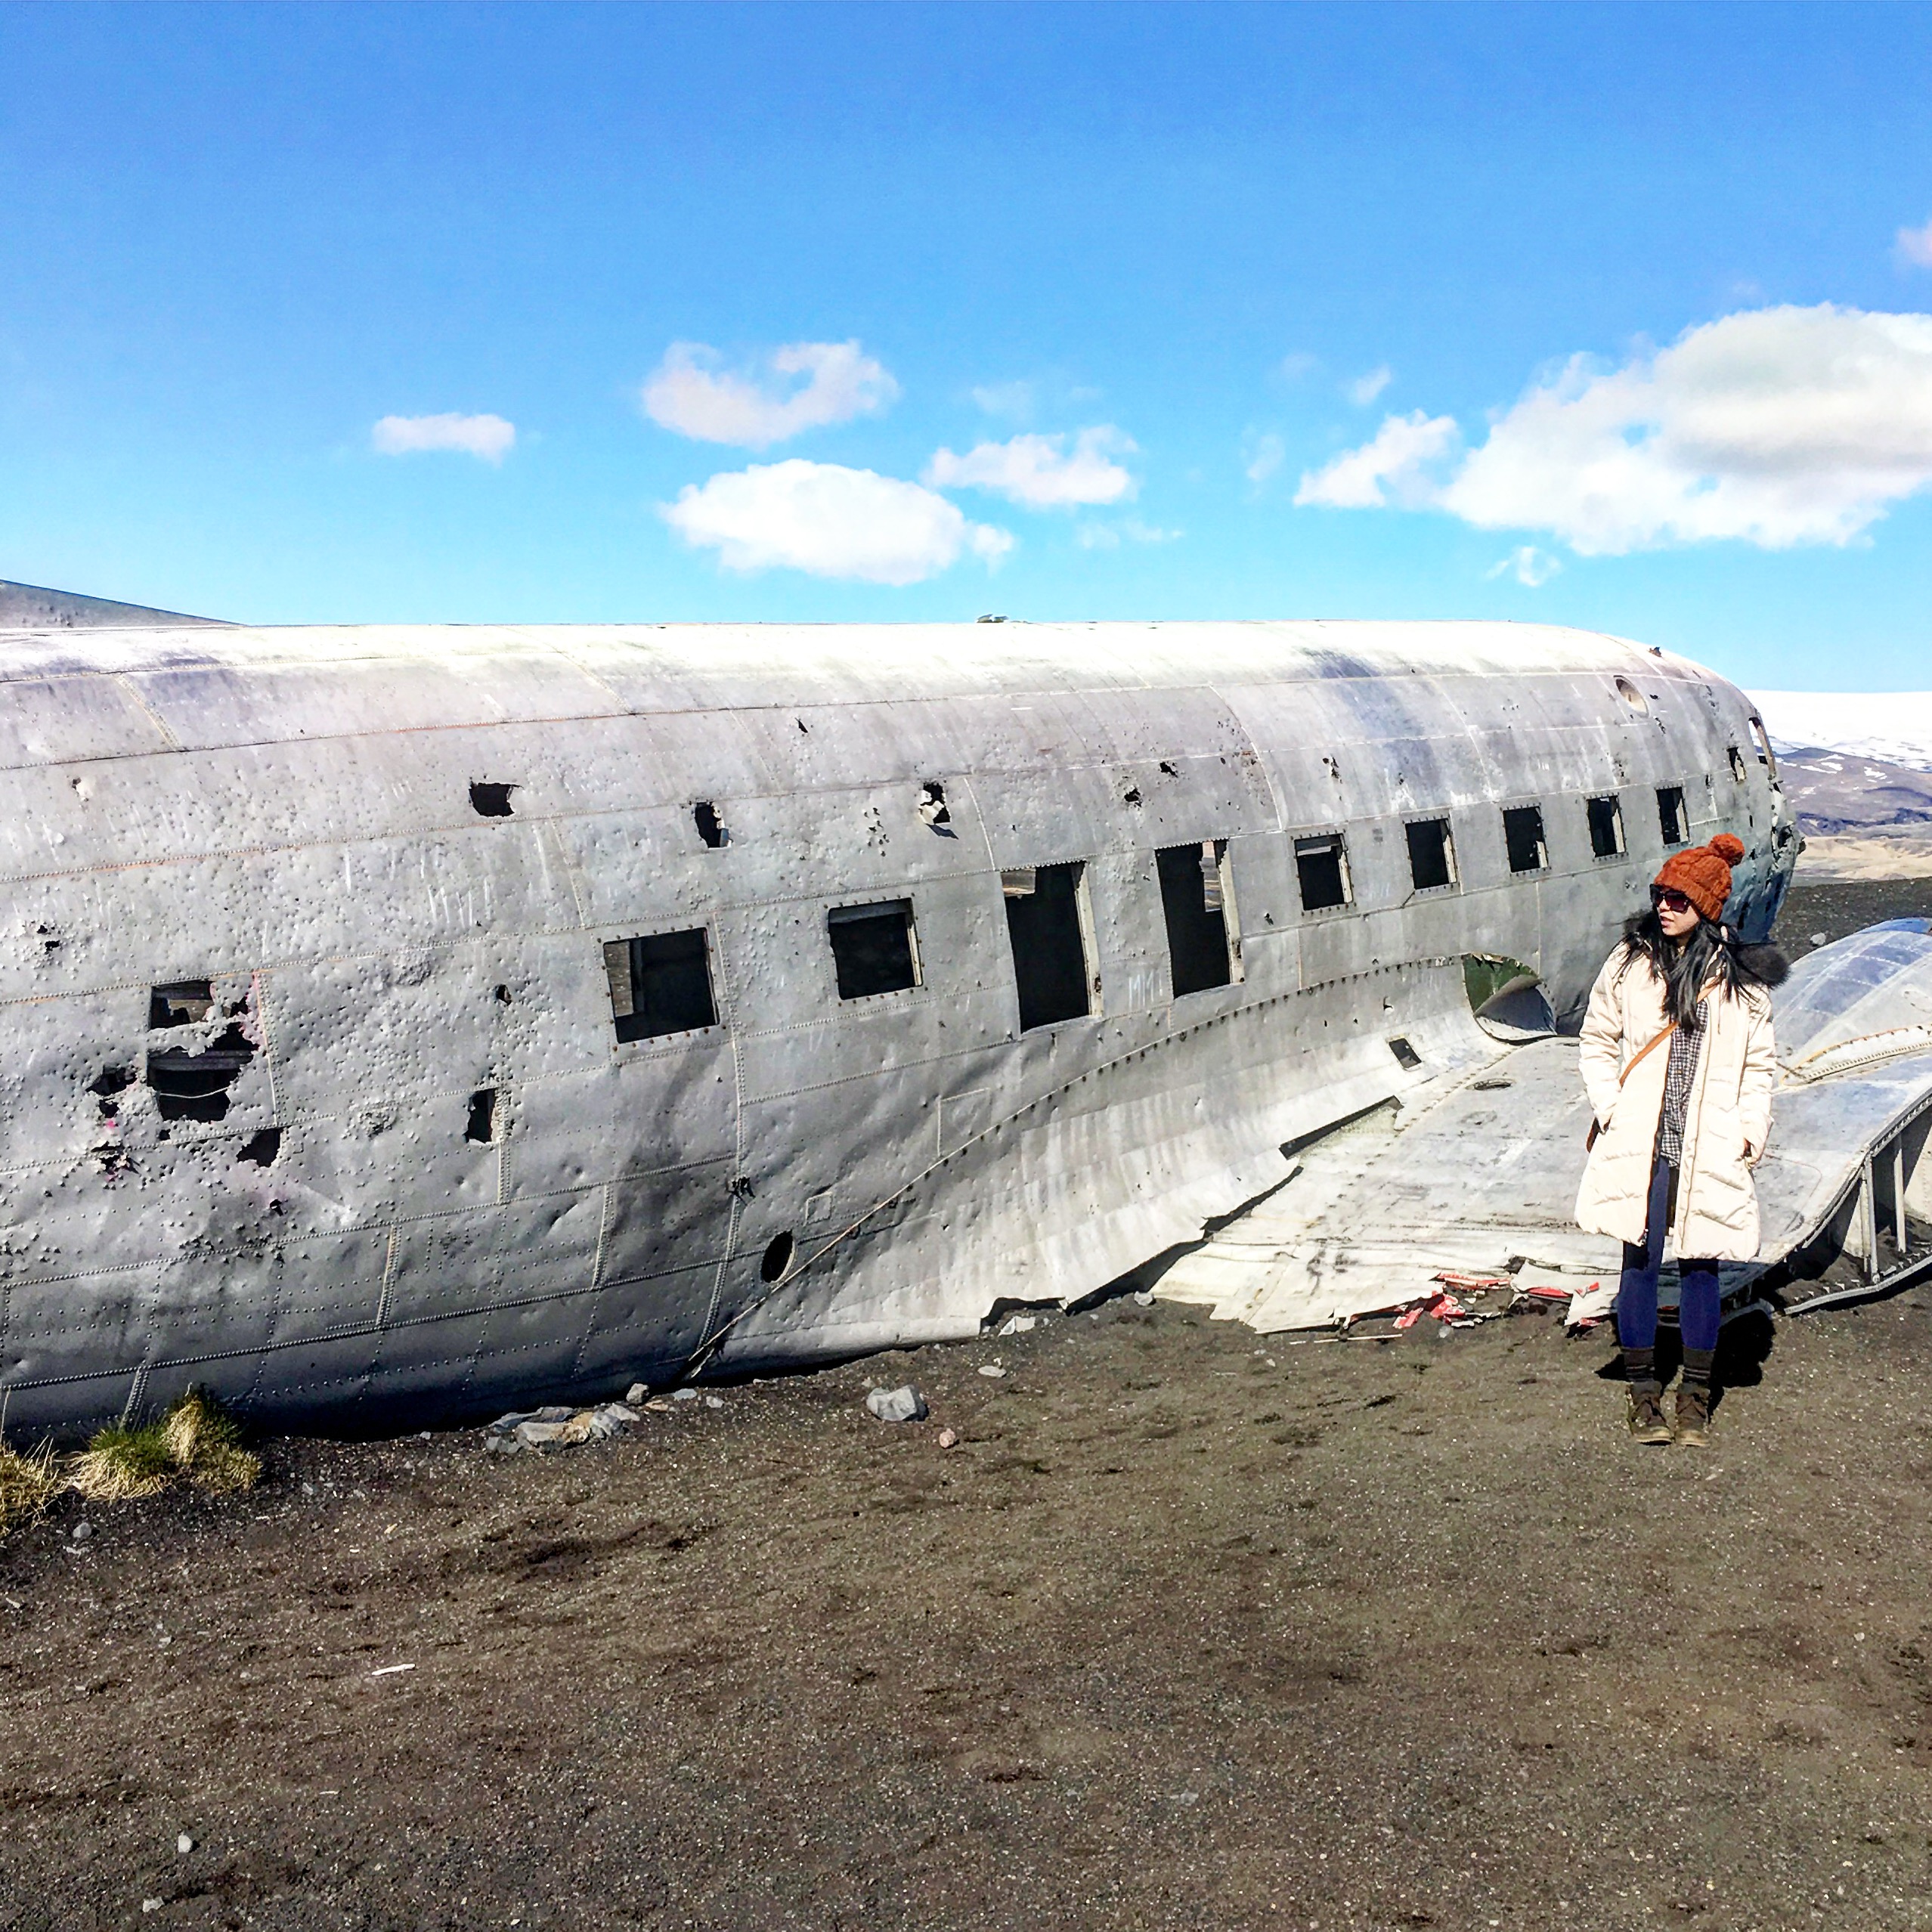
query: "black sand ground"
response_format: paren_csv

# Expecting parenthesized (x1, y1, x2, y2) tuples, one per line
(5, 878, 1930, 1932)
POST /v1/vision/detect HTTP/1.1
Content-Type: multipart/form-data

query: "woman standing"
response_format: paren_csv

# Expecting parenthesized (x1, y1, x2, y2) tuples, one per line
(1575, 833, 1786, 1446)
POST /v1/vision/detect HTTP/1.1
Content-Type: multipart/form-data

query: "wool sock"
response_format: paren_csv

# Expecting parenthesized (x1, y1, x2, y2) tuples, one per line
(1624, 1345, 1661, 1393)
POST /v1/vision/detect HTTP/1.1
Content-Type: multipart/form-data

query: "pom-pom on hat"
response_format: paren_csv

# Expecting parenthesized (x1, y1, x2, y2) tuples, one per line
(1654, 832, 1746, 924)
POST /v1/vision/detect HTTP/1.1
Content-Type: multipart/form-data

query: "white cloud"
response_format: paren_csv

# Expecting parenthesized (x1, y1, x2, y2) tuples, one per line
(971, 380, 1036, 420)
(924, 426, 1137, 509)
(1898, 218, 1932, 268)
(1347, 365, 1392, 407)
(1298, 305, 1932, 554)
(1293, 410, 1459, 509)
(371, 413, 516, 463)
(661, 460, 1011, 584)
(642, 339, 898, 448)
(1485, 544, 1563, 587)
(1244, 432, 1286, 487)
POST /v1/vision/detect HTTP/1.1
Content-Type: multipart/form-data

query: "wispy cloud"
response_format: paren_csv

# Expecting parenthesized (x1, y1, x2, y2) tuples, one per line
(1278, 351, 1318, 381)
(642, 340, 898, 448)
(371, 413, 516, 463)
(1485, 545, 1563, 587)
(1294, 410, 1459, 509)
(1347, 365, 1392, 407)
(1897, 217, 1932, 269)
(1243, 432, 1286, 488)
(924, 427, 1136, 509)
(971, 380, 1036, 421)
(1076, 517, 1181, 550)
(661, 460, 1011, 584)
(1295, 305, 1932, 553)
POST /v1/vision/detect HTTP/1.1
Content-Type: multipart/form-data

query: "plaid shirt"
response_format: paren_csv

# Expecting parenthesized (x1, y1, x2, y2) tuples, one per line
(1655, 999, 1707, 1168)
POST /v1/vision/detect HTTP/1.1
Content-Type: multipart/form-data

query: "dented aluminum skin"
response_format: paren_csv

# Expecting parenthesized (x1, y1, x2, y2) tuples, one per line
(0, 618, 1795, 1435)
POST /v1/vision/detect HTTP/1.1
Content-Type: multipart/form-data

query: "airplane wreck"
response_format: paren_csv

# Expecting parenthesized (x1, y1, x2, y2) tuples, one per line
(1, 580, 1927, 1439)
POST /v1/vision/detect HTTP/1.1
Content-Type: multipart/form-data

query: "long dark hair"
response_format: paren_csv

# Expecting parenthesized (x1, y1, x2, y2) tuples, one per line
(1618, 908, 1789, 1027)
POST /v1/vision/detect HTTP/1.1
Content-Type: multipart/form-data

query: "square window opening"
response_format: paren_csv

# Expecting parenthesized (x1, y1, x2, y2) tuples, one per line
(1503, 805, 1549, 875)
(1003, 860, 1094, 1031)
(1657, 785, 1689, 846)
(828, 899, 921, 1000)
(605, 928, 718, 1042)
(1294, 833, 1351, 912)
(1586, 794, 1626, 859)
(1404, 817, 1457, 893)
(1158, 841, 1236, 998)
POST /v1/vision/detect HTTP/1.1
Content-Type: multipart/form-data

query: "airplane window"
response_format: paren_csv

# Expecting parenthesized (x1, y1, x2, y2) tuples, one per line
(603, 929, 718, 1042)
(147, 1023, 255, 1122)
(828, 899, 921, 1000)
(1003, 860, 1094, 1030)
(1657, 785, 1688, 846)
(1727, 745, 1747, 782)
(1503, 805, 1549, 874)
(1586, 794, 1626, 859)
(1404, 817, 1457, 892)
(693, 801, 727, 848)
(469, 782, 516, 819)
(1389, 1037, 1423, 1070)
(149, 981, 214, 1028)
(1157, 841, 1234, 997)
(465, 1088, 497, 1144)
(1294, 834, 1352, 912)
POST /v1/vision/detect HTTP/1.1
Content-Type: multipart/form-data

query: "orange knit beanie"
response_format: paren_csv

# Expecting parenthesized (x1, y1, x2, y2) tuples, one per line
(1654, 833, 1745, 924)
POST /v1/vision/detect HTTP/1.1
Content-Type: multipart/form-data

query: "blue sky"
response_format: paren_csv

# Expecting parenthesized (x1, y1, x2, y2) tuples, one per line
(5, 1, 1932, 689)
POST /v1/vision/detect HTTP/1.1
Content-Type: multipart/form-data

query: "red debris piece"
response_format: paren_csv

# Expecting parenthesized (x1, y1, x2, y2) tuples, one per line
(1431, 1271, 1511, 1291)
(1394, 1290, 1469, 1330)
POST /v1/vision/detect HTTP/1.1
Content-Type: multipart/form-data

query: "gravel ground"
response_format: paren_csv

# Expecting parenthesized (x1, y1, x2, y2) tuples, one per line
(5, 877, 1930, 1932)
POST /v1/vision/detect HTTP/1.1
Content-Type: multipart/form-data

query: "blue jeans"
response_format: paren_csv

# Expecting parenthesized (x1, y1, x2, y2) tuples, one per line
(1618, 1156, 1722, 1354)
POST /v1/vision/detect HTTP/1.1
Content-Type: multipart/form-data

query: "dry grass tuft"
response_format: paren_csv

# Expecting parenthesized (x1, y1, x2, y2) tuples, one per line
(161, 1388, 261, 1494)
(68, 1421, 175, 1502)
(0, 1438, 62, 1536)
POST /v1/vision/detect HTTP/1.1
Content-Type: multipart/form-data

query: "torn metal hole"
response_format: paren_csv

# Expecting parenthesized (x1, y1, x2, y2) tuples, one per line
(917, 781, 953, 833)
(147, 1024, 255, 1122)
(493, 983, 512, 1005)
(237, 1128, 282, 1168)
(465, 1088, 497, 1144)
(1122, 785, 1142, 808)
(693, 800, 727, 849)
(469, 782, 517, 818)
(760, 1231, 794, 1282)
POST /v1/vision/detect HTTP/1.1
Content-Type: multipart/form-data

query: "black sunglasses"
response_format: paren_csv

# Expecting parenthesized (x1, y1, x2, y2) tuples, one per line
(1651, 887, 1695, 914)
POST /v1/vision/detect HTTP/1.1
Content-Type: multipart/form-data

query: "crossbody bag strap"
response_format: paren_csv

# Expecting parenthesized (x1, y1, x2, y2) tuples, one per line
(1585, 1021, 1679, 1151)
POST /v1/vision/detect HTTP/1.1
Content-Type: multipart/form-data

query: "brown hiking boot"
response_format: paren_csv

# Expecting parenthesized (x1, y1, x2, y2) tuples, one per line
(1626, 1386, 1671, 1444)
(1674, 1384, 1711, 1447)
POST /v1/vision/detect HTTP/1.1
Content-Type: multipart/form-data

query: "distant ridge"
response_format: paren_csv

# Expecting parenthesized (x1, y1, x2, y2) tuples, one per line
(0, 577, 225, 629)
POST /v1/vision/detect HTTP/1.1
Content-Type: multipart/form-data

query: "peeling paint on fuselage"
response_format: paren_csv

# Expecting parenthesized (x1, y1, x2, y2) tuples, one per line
(0, 620, 1795, 1435)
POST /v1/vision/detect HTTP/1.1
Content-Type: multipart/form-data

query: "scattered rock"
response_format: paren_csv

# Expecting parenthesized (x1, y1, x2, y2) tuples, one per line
(997, 1314, 1038, 1336)
(627, 1382, 648, 1404)
(1132, 1290, 1156, 1307)
(70, 1520, 94, 1544)
(1812, 931, 1830, 946)
(484, 1403, 636, 1451)
(977, 1364, 1008, 1379)
(673, 1388, 700, 1404)
(177, 1832, 194, 1855)
(865, 1386, 929, 1424)
(704, 1395, 725, 1410)
(937, 1428, 958, 1449)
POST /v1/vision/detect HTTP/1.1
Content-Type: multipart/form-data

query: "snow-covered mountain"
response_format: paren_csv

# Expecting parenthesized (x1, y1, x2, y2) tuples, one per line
(1749, 692, 1932, 772)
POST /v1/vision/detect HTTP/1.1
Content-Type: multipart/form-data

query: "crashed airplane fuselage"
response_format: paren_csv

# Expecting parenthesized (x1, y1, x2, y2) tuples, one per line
(0, 618, 1796, 1435)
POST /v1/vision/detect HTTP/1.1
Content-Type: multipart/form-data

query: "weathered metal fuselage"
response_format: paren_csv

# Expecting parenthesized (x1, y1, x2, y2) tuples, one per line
(0, 620, 1794, 1435)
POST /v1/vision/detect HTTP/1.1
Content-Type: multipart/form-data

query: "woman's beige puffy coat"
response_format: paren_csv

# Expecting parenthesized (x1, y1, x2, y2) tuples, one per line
(1574, 943, 1779, 1262)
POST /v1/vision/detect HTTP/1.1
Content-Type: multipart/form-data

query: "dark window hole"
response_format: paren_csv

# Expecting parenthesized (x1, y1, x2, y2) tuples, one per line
(1586, 794, 1625, 859)
(493, 983, 512, 1005)
(1158, 841, 1232, 998)
(1389, 1038, 1422, 1070)
(1503, 806, 1548, 875)
(1727, 745, 1747, 782)
(149, 981, 214, 1029)
(828, 899, 920, 999)
(1004, 859, 1094, 1031)
(693, 801, 726, 848)
(1405, 817, 1456, 892)
(1657, 785, 1688, 846)
(1294, 834, 1351, 912)
(465, 1088, 497, 1145)
(1122, 785, 1142, 808)
(469, 782, 517, 819)
(147, 1023, 255, 1122)
(237, 1128, 281, 1169)
(605, 929, 718, 1042)
(90, 1065, 132, 1119)
(760, 1231, 794, 1283)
